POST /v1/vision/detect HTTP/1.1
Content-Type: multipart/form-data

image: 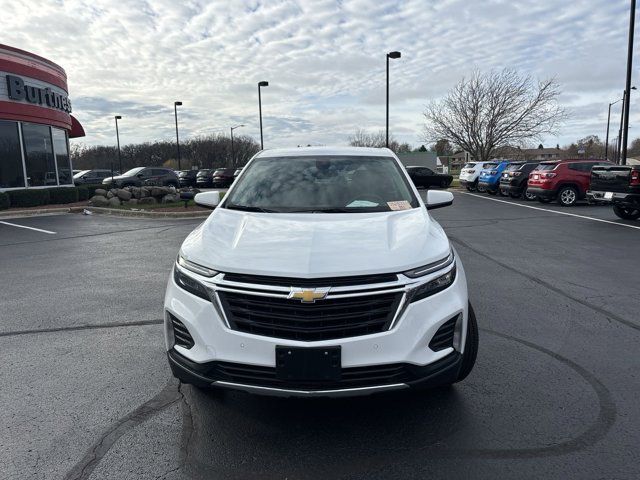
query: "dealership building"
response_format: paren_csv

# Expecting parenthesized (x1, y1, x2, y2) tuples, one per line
(0, 44, 84, 191)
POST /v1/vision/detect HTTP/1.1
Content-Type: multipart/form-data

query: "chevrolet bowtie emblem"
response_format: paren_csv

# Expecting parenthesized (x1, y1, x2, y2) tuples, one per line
(288, 287, 330, 303)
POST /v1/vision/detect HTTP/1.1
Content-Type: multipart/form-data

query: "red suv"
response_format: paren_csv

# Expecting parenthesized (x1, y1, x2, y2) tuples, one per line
(527, 159, 613, 206)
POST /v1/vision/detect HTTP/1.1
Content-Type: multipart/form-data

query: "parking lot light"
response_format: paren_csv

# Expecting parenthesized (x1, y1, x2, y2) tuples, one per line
(114, 115, 122, 181)
(386, 51, 401, 148)
(258, 81, 269, 149)
(174, 101, 183, 171)
(230, 124, 245, 167)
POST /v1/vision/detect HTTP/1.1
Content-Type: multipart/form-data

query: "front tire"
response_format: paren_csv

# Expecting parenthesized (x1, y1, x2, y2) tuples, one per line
(613, 205, 640, 220)
(440, 179, 448, 189)
(487, 189, 497, 195)
(538, 197, 552, 204)
(456, 303, 479, 382)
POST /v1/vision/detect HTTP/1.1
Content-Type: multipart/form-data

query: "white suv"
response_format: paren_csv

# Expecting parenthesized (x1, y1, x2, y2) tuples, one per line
(164, 147, 478, 397)
(459, 161, 494, 191)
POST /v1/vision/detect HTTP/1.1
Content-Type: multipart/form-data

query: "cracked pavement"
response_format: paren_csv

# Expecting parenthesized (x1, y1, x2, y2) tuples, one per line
(0, 193, 639, 479)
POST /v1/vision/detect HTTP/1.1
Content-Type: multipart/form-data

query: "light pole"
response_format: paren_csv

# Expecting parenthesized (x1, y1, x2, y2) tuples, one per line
(621, 0, 637, 165)
(230, 124, 245, 167)
(114, 115, 122, 175)
(386, 51, 401, 148)
(174, 101, 182, 170)
(258, 81, 269, 149)
(617, 86, 636, 163)
(605, 98, 622, 159)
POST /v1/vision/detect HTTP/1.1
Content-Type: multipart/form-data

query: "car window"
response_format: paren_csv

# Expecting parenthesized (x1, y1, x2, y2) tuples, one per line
(482, 163, 498, 169)
(225, 155, 419, 213)
(463, 163, 476, 169)
(423, 168, 434, 175)
(535, 163, 557, 171)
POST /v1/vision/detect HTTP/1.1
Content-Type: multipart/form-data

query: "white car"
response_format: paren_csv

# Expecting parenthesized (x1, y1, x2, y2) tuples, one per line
(459, 161, 495, 191)
(164, 146, 478, 397)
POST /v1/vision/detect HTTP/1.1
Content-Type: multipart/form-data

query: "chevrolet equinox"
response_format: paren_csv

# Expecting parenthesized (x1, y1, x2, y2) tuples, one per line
(164, 147, 478, 397)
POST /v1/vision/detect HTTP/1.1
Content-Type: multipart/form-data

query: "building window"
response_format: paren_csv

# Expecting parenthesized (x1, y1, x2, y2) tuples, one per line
(22, 123, 56, 187)
(52, 128, 72, 185)
(0, 120, 25, 188)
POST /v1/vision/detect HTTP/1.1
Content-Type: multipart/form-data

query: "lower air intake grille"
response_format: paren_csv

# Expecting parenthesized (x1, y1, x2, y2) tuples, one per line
(169, 314, 195, 349)
(218, 291, 403, 341)
(429, 316, 458, 351)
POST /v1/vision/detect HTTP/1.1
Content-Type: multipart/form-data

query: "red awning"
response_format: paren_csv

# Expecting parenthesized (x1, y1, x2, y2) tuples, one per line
(69, 114, 85, 138)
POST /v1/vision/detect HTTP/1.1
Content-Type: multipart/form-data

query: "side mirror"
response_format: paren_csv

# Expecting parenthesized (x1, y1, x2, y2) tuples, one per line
(426, 190, 454, 210)
(194, 191, 220, 209)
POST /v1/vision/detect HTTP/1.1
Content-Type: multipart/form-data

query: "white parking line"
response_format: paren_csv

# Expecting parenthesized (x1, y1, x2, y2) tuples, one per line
(0, 221, 57, 234)
(459, 192, 640, 231)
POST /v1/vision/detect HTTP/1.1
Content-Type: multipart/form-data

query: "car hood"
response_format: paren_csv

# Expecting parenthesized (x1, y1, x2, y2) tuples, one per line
(179, 207, 450, 278)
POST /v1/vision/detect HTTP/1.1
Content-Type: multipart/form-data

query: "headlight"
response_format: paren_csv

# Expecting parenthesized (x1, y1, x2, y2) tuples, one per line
(403, 250, 454, 278)
(173, 266, 211, 301)
(177, 254, 217, 277)
(407, 265, 456, 303)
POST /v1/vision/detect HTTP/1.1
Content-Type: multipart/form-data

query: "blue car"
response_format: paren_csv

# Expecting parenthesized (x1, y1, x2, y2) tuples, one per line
(477, 161, 510, 194)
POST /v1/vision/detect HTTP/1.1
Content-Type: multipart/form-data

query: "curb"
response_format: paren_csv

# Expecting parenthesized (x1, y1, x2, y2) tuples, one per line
(0, 206, 211, 220)
(0, 207, 73, 219)
(69, 206, 211, 219)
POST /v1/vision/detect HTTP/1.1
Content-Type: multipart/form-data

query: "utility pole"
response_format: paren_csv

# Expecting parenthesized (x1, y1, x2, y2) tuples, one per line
(621, 0, 636, 165)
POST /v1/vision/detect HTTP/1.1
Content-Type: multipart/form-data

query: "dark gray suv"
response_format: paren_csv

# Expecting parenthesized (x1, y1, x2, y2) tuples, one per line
(102, 167, 179, 188)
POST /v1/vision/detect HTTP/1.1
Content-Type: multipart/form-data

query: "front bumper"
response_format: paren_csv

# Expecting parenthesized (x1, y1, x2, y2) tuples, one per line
(168, 348, 462, 397)
(164, 257, 469, 397)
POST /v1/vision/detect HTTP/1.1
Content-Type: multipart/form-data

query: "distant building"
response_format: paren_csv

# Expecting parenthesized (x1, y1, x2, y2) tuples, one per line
(396, 151, 438, 169)
(438, 151, 471, 173)
(491, 146, 564, 162)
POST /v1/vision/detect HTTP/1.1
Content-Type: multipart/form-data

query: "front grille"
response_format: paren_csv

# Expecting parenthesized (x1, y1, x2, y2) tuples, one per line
(221, 272, 398, 288)
(429, 316, 458, 351)
(169, 314, 195, 349)
(218, 291, 403, 341)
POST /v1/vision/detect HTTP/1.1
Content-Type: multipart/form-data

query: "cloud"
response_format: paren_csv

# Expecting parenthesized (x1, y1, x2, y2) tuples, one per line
(2, 0, 639, 150)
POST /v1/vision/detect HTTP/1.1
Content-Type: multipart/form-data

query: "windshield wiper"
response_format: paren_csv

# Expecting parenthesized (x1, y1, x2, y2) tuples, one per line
(225, 204, 278, 213)
(289, 208, 356, 213)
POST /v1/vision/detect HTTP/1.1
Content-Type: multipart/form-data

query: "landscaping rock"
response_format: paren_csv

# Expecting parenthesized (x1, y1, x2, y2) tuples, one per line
(130, 187, 141, 199)
(140, 188, 150, 198)
(106, 191, 114, 199)
(138, 197, 157, 205)
(95, 189, 107, 196)
(116, 189, 132, 201)
(108, 197, 121, 207)
(151, 187, 169, 197)
(89, 195, 109, 207)
(126, 198, 138, 205)
(162, 194, 177, 204)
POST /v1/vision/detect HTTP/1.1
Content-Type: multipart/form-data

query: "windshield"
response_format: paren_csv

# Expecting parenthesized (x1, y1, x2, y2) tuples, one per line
(463, 163, 476, 169)
(224, 155, 419, 213)
(505, 164, 523, 171)
(122, 167, 144, 176)
(482, 163, 498, 169)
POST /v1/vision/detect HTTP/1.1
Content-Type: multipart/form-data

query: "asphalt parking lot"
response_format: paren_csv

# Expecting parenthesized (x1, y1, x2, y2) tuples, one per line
(1, 192, 639, 480)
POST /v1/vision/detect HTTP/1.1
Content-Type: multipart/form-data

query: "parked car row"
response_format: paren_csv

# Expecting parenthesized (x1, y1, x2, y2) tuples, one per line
(460, 158, 618, 207)
(178, 168, 241, 188)
(70, 166, 243, 189)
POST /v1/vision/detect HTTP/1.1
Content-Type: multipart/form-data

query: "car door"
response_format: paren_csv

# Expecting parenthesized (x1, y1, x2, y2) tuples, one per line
(420, 168, 437, 187)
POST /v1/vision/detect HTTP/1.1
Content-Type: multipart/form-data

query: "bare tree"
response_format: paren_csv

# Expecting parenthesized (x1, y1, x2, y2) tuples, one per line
(423, 69, 565, 162)
(348, 128, 411, 154)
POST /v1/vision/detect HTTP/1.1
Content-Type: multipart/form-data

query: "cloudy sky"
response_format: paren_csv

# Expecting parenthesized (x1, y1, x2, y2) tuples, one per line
(2, 0, 639, 150)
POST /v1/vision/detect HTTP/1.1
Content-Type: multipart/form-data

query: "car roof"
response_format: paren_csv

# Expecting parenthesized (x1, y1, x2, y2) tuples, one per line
(256, 146, 396, 158)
